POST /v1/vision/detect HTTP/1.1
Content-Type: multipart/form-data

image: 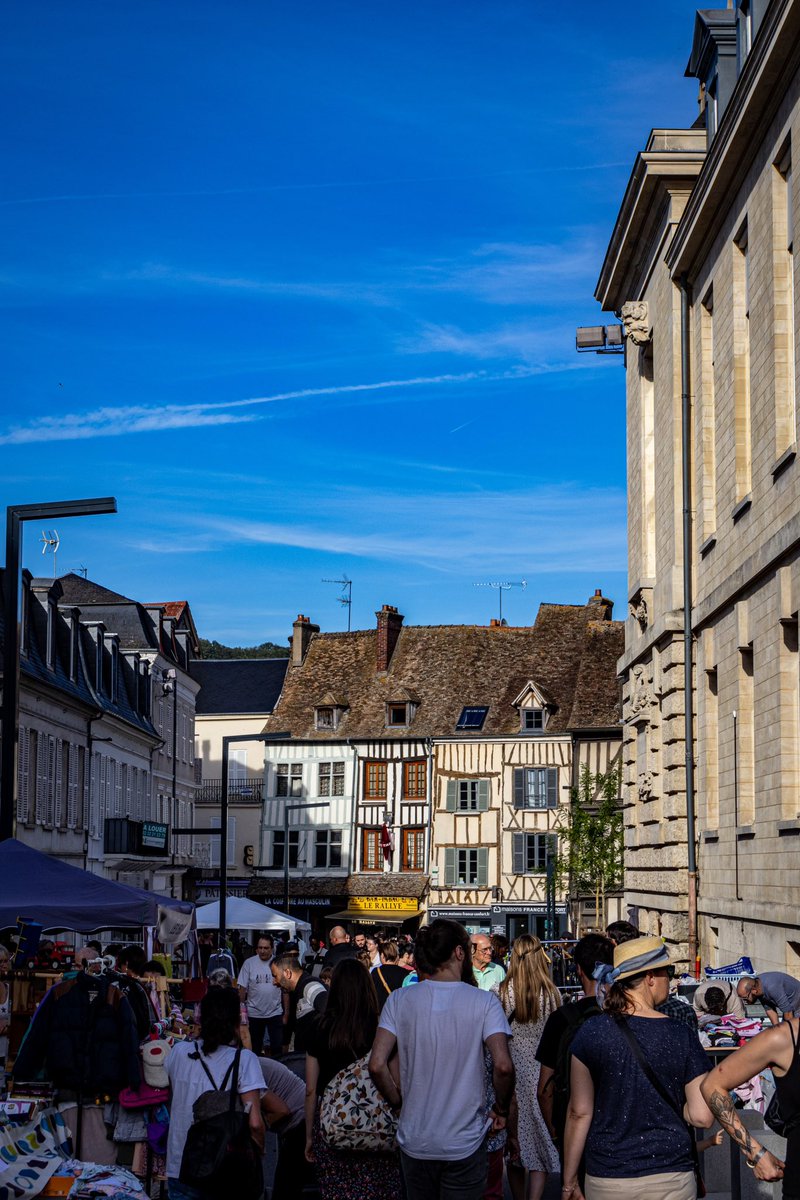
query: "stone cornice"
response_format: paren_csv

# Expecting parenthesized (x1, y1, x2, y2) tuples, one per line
(667, 0, 800, 279)
(595, 131, 706, 313)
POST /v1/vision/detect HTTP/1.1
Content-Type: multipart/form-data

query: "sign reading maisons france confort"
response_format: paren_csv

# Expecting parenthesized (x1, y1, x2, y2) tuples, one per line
(349, 896, 418, 913)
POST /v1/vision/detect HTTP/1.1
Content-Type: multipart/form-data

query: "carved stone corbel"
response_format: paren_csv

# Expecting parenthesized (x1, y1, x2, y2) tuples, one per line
(621, 301, 652, 346)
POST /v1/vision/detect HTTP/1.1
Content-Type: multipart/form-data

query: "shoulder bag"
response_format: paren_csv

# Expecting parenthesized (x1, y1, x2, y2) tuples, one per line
(319, 1052, 398, 1153)
(179, 1047, 263, 1200)
(615, 1017, 706, 1198)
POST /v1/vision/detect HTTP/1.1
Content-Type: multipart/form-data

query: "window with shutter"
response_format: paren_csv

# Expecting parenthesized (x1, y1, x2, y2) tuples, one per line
(511, 833, 558, 874)
(67, 745, 78, 829)
(512, 832, 525, 874)
(35, 733, 46, 825)
(513, 767, 559, 809)
(476, 846, 489, 886)
(17, 727, 30, 824)
(46, 737, 56, 827)
(445, 780, 457, 811)
(444, 847, 456, 886)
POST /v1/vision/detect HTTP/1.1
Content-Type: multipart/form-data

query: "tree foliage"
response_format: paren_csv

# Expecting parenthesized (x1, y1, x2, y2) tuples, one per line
(555, 763, 623, 927)
(197, 637, 287, 660)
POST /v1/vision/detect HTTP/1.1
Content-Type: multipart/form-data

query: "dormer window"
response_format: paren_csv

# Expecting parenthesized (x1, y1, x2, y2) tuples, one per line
(522, 707, 546, 733)
(456, 706, 488, 731)
(314, 693, 347, 732)
(316, 707, 336, 731)
(387, 703, 409, 728)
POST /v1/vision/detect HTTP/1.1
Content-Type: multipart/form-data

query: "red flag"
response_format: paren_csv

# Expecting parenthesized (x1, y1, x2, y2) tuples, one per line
(380, 823, 394, 862)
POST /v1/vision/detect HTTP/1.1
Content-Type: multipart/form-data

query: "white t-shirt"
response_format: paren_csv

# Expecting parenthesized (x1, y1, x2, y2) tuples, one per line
(237, 954, 283, 1019)
(166, 1041, 264, 1180)
(379, 980, 511, 1161)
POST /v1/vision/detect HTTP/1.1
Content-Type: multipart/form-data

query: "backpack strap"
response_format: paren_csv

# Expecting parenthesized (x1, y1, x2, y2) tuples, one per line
(228, 1047, 242, 1115)
(189, 1047, 236, 1093)
(375, 968, 392, 997)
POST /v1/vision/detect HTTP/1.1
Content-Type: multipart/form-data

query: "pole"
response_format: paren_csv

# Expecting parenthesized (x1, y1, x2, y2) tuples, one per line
(283, 804, 290, 917)
(219, 739, 229, 948)
(680, 278, 699, 968)
(0, 509, 22, 841)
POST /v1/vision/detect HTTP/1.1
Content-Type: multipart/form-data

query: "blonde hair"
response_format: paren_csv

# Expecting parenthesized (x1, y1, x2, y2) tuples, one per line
(498, 934, 561, 1024)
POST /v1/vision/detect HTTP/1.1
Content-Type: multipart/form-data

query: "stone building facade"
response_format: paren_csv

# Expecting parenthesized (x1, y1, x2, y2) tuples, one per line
(597, 0, 800, 972)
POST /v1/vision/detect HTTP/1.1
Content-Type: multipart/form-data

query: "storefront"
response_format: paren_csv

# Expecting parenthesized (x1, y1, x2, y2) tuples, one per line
(328, 894, 423, 931)
(489, 902, 568, 942)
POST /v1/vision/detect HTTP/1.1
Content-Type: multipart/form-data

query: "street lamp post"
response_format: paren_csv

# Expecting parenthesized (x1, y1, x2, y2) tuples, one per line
(1, 498, 116, 841)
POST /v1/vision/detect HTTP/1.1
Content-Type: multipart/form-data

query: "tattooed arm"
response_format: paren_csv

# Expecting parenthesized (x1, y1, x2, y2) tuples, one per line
(700, 1024, 792, 1183)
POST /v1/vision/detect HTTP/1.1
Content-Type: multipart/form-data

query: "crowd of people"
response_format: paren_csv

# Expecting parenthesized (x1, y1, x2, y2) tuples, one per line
(3, 919, 800, 1200)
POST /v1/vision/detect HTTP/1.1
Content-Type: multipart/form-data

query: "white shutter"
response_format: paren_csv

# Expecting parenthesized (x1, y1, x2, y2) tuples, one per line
(46, 737, 56, 827)
(210, 816, 220, 869)
(228, 815, 236, 867)
(89, 753, 100, 838)
(54, 739, 63, 829)
(115, 761, 123, 817)
(17, 726, 29, 824)
(35, 734, 46, 824)
(67, 744, 78, 829)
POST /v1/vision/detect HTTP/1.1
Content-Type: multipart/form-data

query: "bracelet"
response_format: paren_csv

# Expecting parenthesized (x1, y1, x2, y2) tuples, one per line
(745, 1146, 767, 1168)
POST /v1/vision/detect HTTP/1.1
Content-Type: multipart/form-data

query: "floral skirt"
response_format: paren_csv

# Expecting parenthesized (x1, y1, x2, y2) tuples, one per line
(313, 1113, 402, 1200)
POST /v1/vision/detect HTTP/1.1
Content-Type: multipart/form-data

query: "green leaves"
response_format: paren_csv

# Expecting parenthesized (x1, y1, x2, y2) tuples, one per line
(555, 763, 623, 921)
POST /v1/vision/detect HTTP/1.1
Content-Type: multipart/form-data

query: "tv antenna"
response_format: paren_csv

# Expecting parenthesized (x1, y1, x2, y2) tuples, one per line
(322, 575, 352, 631)
(474, 579, 527, 623)
(40, 529, 60, 578)
(72, 565, 89, 579)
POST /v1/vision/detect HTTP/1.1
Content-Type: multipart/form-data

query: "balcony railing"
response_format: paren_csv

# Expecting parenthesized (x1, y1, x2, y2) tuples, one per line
(196, 776, 264, 804)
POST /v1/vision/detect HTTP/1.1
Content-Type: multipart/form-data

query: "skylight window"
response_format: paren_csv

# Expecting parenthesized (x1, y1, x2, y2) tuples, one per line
(456, 706, 488, 731)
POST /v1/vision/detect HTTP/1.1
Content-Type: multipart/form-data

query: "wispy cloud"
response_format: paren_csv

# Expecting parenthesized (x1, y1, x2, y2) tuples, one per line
(172, 482, 626, 575)
(0, 365, 573, 446)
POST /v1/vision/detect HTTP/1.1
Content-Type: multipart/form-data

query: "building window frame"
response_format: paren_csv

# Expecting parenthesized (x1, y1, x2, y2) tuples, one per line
(512, 832, 557, 874)
(521, 707, 546, 732)
(403, 760, 427, 800)
(444, 846, 488, 887)
(402, 826, 425, 871)
(361, 827, 382, 871)
(513, 767, 558, 809)
(272, 829, 299, 869)
(276, 763, 303, 798)
(364, 760, 387, 800)
(314, 828, 343, 869)
(318, 761, 345, 797)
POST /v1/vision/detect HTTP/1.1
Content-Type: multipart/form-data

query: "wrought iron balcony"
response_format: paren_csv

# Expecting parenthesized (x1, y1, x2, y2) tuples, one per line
(196, 776, 264, 804)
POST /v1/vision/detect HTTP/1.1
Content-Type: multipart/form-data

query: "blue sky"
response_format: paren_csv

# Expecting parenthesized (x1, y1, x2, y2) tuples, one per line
(2, 2, 702, 644)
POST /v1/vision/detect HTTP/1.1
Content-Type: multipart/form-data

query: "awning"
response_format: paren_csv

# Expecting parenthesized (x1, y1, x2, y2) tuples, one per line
(327, 907, 423, 925)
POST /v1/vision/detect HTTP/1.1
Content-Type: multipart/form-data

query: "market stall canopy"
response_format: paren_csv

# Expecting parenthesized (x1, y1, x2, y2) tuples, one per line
(0, 838, 194, 934)
(196, 897, 310, 938)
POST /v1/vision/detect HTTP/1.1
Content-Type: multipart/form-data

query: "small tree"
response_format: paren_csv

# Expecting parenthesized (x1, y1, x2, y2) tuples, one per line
(555, 763, 623, 929)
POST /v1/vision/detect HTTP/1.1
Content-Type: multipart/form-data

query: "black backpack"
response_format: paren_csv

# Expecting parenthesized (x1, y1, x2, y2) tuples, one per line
(179, 1047, 262, 1199)
(551, 999, 602, 1147)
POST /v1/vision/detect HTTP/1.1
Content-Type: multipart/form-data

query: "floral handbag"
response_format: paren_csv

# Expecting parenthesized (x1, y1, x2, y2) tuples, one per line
(319, 1053, 398, 1152)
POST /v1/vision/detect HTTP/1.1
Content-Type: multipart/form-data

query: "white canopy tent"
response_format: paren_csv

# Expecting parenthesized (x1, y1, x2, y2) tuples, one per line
(196, 897, 311, 939)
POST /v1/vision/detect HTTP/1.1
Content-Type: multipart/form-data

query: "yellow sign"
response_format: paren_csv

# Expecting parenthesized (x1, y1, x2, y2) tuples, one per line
(348, 896, 418, 913)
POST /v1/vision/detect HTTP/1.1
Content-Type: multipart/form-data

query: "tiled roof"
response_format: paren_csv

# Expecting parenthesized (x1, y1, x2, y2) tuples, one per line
(248, 873, 429, 900)
(263, 593, 623, 740)
(192, 658, 290, 715)
(56, 574, 197, 666)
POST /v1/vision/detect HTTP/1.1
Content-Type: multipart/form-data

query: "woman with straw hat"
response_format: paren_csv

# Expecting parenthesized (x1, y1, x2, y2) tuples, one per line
(561, 936, 713, 1200)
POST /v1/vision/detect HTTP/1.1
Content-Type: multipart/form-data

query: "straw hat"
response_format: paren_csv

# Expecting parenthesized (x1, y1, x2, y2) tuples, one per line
(612, 935, 672, 983)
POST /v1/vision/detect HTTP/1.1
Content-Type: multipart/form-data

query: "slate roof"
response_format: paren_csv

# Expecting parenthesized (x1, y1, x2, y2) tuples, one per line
(0, 572, 158, 738)
(57, 573, 196, 666)
(193, 659, 290, 715)
(264, 593, 623, 740)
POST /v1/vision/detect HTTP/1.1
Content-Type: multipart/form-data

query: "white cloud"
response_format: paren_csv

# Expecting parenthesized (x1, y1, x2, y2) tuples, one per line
(0, 366, 574, 446)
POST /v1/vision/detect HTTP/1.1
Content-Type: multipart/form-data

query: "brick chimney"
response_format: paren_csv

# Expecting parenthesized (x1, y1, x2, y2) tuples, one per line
(588, 588, 614, 621)
(376, 605, 403, 672)
(292, 614, 319, 666)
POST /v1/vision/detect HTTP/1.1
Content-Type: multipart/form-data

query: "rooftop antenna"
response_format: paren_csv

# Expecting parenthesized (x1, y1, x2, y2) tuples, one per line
(474, 579, 527, 623)
(72, 565, 89, 579)
(40, 529, 60, 579)
(322, 575, 352, 631)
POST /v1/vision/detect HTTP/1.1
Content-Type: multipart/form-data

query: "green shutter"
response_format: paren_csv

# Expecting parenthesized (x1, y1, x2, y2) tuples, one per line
(513, 768, 525, 808)
(512, 833, 525, 875)
(477, 846, 489, 887)
(446, 780, 457, 811)
(477, 779, 490, 810)
(547, 768, 558, 808)
(444, 846, 456, 886)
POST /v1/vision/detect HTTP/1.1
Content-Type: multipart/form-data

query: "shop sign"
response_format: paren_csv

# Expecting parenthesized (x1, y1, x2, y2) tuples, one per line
(259, 897, 335, 908)
(349, 896, 418, 913)
(490, 902, 567, 916)
(141, 821, 169, 852)
(428, 907, 490, 921)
